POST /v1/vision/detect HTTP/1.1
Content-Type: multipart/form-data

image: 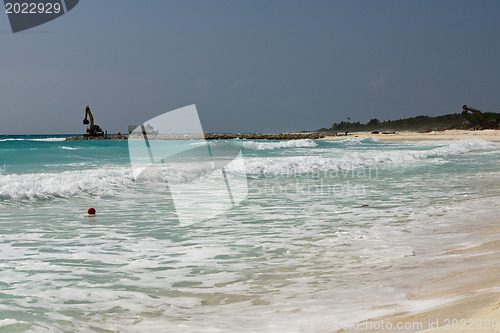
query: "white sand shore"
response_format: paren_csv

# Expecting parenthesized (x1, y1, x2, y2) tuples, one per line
(414, 230, 500, 333)
(336, 230, 500, 333)
(394, 235, 500, 333)
(323, 129, 500, 142)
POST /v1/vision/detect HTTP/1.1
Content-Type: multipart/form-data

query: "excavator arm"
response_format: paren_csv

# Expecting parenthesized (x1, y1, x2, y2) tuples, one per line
(462, 105, 485, 121)
(83, 105, 95, 131)
(462, 104, 489, 130)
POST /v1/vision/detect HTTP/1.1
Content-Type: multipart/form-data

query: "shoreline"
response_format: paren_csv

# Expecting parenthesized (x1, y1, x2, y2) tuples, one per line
(338, 220, 500, 333)
(323, 129, 500, 142)
(65, 129, 500, 142)
(391, 236, 500, 333)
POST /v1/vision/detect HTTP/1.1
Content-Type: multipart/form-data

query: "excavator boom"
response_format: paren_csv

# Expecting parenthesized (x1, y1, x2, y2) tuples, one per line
(83, 105, 94, 127)
(82, 105, 104, 136)
(462, 104, 491, 129)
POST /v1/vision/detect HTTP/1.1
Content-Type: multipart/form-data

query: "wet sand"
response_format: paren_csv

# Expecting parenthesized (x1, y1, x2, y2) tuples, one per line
(337, 223, 500, 333)
(390, 234, 500, 333)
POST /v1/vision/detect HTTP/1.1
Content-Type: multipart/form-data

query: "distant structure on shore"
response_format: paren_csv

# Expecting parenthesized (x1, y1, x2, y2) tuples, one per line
(127, 124, 159, 135)
(127, 125, 137, 134)
(461, 105, 499, 129)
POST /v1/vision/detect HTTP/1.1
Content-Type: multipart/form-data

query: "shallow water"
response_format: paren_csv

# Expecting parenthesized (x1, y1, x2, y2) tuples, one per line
(0, 136, 499, 332)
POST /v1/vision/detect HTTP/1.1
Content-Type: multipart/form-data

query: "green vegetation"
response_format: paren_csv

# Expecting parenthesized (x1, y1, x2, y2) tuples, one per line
(319, 113, 500, 133)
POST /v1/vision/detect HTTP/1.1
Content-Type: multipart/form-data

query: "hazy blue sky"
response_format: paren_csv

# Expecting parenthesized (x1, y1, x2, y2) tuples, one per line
(1, 0, 500, 134)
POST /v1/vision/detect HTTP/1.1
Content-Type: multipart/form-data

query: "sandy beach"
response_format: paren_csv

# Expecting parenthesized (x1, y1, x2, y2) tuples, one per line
(323, 129, 500, 142)
(337, 225, 500, 333)
(392, 232, 500, 333)
(336, 210, 500, 332)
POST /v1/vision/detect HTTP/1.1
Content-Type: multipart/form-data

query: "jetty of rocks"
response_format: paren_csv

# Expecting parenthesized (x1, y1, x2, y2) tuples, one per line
(65, 132, 325, 141)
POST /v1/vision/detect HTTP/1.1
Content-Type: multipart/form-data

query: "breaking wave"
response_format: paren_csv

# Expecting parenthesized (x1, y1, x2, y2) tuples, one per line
(0, 137, 66, 142)
(240, 139, 318, 150)
(242, 139, 497, 176)
(0, 167, 132, 201)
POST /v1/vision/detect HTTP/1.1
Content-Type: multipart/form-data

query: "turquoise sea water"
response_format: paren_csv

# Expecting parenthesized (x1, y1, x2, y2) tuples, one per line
(0, 135, 499, 332)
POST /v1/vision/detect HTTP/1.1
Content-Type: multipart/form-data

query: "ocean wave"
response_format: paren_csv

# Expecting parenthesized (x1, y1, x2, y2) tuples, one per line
(242, 139, 496, 176)
(0, 163, 244, 201)
(0, 167, 132, 201)
(61, 146, 79, 150)
(416, 139, 495, 158)
(0, 139, 494, 201)
(0, 138, 25, 142)
(240, 139, 318, 150)
(0, 137, 66, 142)
(29, 138, 67, 142)
(327, 137, 380, 145)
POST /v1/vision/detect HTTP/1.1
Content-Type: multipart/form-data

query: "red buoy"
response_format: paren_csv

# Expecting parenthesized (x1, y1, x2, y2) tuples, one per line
(88, 208, 96, 215)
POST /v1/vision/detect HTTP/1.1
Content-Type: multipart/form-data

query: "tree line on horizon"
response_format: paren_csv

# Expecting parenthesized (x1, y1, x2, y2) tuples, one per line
(317, 112, 500, 133)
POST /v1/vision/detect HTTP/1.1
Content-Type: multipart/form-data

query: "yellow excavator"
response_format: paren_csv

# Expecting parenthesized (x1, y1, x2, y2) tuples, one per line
(83, 105, 104, 136)
(461, 105, 499, 129)
(462, 105, 484, 123)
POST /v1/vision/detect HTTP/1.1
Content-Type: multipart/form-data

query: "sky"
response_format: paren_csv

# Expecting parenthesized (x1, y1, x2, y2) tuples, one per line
(1, 0, 500, 135)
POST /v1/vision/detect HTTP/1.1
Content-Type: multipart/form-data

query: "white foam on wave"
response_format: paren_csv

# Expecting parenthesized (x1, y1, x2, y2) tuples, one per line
(0, 163, 243, 201)
(0, 167, 132, 201)
(0, 138, 25, 142)
(328, 137, 380, 145)
(30, 137, 67, 142)
(243, 139, 497, 176)
(0, 319, 23, 327)
(240, 139, 318, 150)
(0, 137, 66, 142)
(61, 146, 79, 150)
